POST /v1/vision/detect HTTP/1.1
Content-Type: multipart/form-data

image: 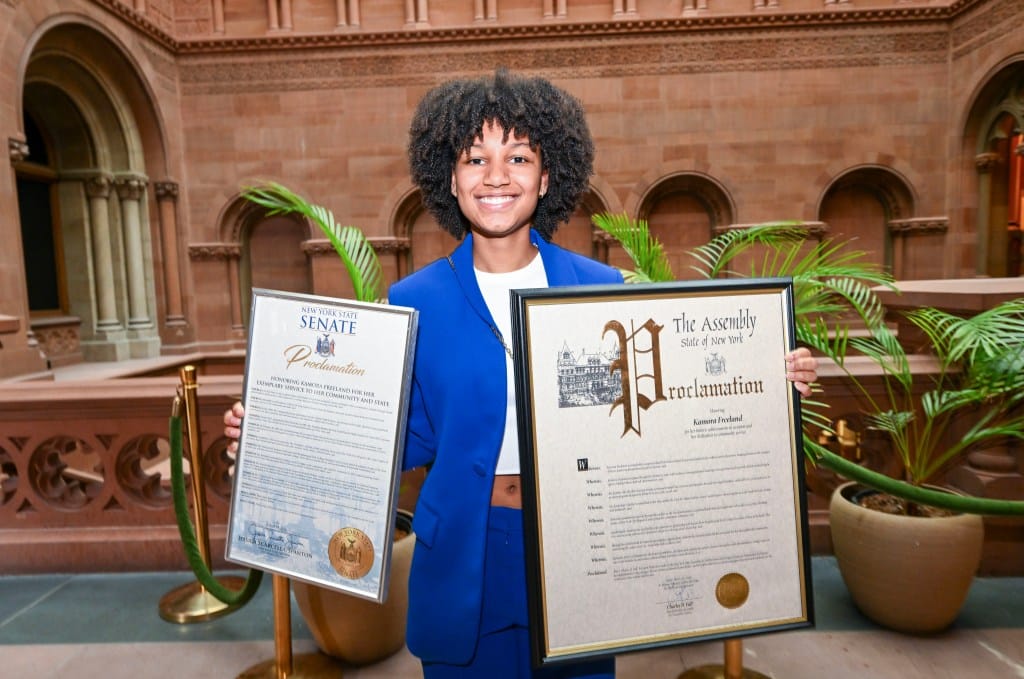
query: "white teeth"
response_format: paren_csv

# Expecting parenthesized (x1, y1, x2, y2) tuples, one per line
(480, 196, 513, 205)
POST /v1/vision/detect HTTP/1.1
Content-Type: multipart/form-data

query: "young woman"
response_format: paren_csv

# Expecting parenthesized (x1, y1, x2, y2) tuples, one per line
(225, 69, 819, 679)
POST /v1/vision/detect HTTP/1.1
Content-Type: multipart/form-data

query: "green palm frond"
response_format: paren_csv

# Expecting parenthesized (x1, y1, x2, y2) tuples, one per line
(908, 299, 1024, 367)
(847, 324, 912, 392)
(587, 213, 1024, 510)
(591, 213, 674, 283)
(686, 222, 808, 279)
(243, 182, 383, 303)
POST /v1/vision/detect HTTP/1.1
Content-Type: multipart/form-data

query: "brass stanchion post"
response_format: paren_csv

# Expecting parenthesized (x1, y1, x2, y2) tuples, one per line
(237, 575, 341, 679)
(160, 365, 247, 623)
(677, 638, 771, 679)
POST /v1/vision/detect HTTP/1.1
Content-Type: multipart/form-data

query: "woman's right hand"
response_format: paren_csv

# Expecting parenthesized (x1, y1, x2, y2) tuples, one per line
(223, 402, 245, 453)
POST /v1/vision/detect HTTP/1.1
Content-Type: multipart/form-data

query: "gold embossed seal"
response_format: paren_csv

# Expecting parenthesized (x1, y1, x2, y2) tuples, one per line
(328, 527, 374, 579)
(715, 572, 750, 609)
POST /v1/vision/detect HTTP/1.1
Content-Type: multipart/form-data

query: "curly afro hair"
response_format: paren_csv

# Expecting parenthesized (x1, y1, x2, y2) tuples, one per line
(408, 68, 594, 240)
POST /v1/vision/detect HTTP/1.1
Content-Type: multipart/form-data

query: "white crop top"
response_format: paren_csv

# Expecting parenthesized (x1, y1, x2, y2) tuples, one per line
(474, 251, 548, 475)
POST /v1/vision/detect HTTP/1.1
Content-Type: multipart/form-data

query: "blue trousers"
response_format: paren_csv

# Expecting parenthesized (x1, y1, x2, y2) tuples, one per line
(421, 506, 615, 679)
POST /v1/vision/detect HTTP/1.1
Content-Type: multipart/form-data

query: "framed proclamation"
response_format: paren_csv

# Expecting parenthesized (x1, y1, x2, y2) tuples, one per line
(225, 289, 417, 603)
(510, 278, 813, 665)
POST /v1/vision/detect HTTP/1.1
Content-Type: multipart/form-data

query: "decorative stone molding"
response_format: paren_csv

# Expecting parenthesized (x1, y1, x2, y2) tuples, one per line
(179, 27, 949, 94)
(952, 0, 1022, 58)
(83, 0, 992, 58)
(888, 217, 948, 235)
(8, 137, 28, 163)
(714, 221, 828, 238)
(369, 236, 411, 254)
(84, 174, 114, 199)
(174, 4, 966, 56)
(188, 243, 241, 260)
(975, 152, 1000, 172)
(114, 176, 148, 201)
(301, 239, 336, 256)
(302, 237, 410, 256)
(91, 0, 175, 49)
(154, 181, 179, 200)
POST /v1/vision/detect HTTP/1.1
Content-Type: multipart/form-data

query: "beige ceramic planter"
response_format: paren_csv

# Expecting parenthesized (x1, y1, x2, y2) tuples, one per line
(292, 512, 415, 664)
(829, 481, 984, 633)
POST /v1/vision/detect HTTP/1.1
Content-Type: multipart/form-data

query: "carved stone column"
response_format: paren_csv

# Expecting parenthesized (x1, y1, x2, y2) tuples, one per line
(975, 152, 1000, 275)
(473, 0, 496, 21)
(228, 252, 244, 330)
(337, 0, 360, 26)
(85, 174, 122, 331)
(213, 0, 225, 32)
(267, 0, 279, 29)
(280, 0, 293, 29)
(155, 182, 185, 324)
(114, 175, 151, 329)
(405, 0, 428, 24)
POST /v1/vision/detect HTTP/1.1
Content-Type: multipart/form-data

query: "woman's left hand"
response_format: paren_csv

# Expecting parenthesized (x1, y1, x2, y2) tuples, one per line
(786, 347, 818, 398)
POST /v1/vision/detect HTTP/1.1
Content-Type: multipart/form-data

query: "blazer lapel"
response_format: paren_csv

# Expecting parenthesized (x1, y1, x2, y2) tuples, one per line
(533, 230, 580, 288)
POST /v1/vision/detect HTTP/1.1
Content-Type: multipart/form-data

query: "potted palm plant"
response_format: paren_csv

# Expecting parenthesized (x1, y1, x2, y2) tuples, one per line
(243, 182, 415, 663)
(592, 213, 1024, 633)
(816, 300, 1024, 632)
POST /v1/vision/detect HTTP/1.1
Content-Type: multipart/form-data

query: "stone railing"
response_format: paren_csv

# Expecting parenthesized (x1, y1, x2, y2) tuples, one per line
(0, 366, 426, 574)
(0, 347, 1019, 574)
(0, 374, 242, 573)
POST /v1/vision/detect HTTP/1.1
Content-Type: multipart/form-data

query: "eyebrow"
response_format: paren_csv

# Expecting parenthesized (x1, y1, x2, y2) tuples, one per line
(468, 138, 534, 149)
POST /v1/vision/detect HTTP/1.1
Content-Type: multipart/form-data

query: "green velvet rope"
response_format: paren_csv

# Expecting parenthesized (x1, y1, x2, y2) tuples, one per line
(169, 414, 263, 605)
(815, 449, 1024, 516)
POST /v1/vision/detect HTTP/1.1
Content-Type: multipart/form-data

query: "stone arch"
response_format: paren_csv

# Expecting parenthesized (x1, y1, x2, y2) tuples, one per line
(627, 172, 736, 280)
(216, 191, 312, 327)
(960, 56, 1024, 277)
(817, 165, 917, 276)
(14, 20, 170, 363)
(384, 183, 458, 276)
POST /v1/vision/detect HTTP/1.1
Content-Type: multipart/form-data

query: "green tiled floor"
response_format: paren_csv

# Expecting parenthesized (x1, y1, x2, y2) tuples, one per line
(1, 558, 1022, 678)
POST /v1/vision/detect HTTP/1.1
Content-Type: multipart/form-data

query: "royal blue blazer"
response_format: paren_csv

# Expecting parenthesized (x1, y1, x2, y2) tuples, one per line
(388, 229, 623, 664)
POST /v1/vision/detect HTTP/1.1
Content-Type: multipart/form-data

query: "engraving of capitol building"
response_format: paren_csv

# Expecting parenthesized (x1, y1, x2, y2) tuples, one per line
(557, 341, 622, 409)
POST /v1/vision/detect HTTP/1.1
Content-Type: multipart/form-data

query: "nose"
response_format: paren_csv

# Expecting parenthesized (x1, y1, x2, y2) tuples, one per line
(484, 160, 509, 187)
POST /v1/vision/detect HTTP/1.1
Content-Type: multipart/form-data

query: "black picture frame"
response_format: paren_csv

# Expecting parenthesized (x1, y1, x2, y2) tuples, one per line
(510, 277, 814, 667)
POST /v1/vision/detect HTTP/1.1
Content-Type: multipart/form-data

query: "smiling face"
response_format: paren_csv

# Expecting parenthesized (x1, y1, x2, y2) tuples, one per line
(451, 121, 549, 243)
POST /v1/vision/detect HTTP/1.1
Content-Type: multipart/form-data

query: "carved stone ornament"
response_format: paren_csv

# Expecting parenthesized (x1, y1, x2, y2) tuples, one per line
(8, 137, 28, 163)
(154, 181, 180, 200)
(975, 152, 1000, 172)
(188, 243, 241, 260)
(84, 174, 114, 199)
(368, 236, 411, 254)
(114, 176, 149, 201)
(714, 222, 827, 239)
(888, 217, 949, 235)
(303, 237, 410, 256)
(301, 239, 337, 256)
